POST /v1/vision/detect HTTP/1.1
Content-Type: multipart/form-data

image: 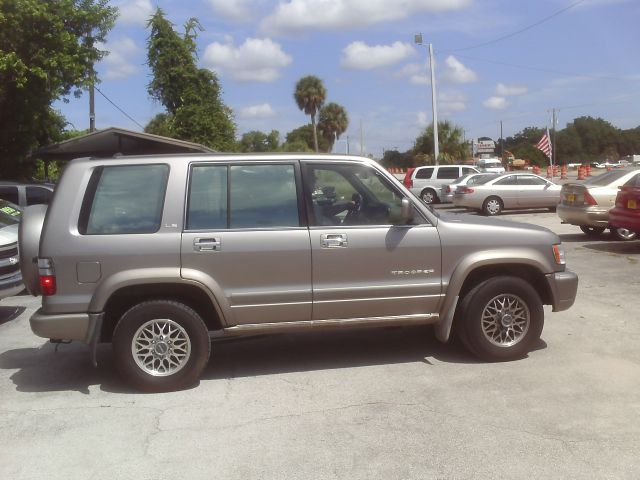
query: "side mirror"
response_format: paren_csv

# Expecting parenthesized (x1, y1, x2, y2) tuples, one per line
(401, 197, 414, 223)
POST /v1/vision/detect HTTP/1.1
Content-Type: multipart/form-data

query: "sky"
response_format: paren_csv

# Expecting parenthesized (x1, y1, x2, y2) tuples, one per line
(55, 0, 640, 158)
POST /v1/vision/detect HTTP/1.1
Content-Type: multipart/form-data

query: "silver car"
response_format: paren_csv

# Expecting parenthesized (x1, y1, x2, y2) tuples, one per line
(440, 173, 497, 203)
(557, 168, 640, 240)
(453, 172, 562, 215)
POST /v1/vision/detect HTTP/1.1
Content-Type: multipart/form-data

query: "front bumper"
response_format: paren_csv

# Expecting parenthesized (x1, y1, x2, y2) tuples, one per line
(557, 204, 609, 227)
(0, 272, 24, 300)
(545, 270, 579, 312)
(30, 308, 103, 343)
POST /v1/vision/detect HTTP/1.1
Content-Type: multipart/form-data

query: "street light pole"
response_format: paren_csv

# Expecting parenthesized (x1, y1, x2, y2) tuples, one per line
(414, 34, 439, 165)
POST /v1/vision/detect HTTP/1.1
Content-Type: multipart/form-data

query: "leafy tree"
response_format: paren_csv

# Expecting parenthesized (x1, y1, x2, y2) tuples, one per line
(237, 130, 280, 152)
(294, 76, 326, 152)
(0, 0, 117, 178)
(146, 9, 235, 150)
(284, 124, 330, 152)
(504, 127, 548, 167)
(145, 113, 173, 138)
(318, 102, 349, 152)
(414, 120, 467, 164)
(381, 149, 414, 169)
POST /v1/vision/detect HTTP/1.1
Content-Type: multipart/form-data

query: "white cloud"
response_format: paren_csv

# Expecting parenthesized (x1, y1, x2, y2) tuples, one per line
(417, 111, 429, 128)
(411, 74, 430, 85)
(98, 37, 141, 80)
(439, 91, 467, 113)
(441, 55, 477, 84)
(496, 83, 528, 96)
(206, 0, 255, 22)
(202, 38, 292, 82)
(239, 103, 276, 119)
(261, 0, 472, 35)
(396, 63, 430, 85)
(115, 0, 153, 26)
(483, 96, 509, 110)
(341, 41, 415, 70)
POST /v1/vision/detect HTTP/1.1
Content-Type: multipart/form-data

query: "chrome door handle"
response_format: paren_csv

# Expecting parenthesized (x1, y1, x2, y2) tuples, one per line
(194, 238, 221, 251)
(320, 233, 348, 248)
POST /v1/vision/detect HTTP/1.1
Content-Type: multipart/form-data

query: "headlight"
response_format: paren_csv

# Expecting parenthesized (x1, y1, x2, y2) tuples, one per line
(552, 244, 566, 265)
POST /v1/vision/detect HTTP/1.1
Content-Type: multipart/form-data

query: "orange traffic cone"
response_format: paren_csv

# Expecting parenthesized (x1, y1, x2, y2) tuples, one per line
(546, 166, 552, 178)
(586, 164, 592, 177)
(577, 166, 586, 180)
(552, 165, 558, 177)
(561, 165, 567, 179)
(533, 165, 540, 175)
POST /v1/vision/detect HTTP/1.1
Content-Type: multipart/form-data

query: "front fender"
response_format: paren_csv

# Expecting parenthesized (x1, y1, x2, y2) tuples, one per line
(435, 250, 552, 342)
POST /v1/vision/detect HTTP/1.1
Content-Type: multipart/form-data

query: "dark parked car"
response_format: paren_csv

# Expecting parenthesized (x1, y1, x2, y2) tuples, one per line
(0, 181, 54, 207)
(609, 174, 640, 235)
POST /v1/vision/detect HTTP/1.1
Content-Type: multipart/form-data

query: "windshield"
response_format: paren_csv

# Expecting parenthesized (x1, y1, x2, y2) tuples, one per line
(584, 168, 637, 186)
(473, 174, 500, 185)
(0, 200, 21, 226)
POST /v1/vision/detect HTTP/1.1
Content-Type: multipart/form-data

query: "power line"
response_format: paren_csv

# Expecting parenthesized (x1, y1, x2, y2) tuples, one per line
(450, 53, 640, 83)
(94, 86, 144, 129)
(446, 0, 585, 52)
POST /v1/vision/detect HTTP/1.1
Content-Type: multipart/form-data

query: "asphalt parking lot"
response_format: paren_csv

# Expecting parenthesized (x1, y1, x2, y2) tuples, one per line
(1, 207, 639, 480)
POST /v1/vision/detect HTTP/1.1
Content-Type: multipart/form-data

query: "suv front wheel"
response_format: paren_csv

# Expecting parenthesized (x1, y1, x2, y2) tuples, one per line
(456, 276, 543, 361)
(113, 300, 211, 392)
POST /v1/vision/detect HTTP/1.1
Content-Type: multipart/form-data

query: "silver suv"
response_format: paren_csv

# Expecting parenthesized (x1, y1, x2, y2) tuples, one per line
(20, 154, 578, 391)
(407, 165, 480, 204)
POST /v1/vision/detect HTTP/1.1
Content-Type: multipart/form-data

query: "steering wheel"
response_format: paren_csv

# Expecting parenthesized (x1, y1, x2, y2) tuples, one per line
(344, 193, 363, 224)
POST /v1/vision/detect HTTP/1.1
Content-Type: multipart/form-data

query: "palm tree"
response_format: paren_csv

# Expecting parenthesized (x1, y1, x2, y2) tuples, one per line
(318, 102, 349, 152)
(294, 76, 326, 152)
(414, 120, 468, 164)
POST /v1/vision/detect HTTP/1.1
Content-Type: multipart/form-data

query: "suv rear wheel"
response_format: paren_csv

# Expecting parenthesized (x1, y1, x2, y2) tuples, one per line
(113, 300, 210, 392)
(456, 276, 543, 361)
(420, 188, 438, 204)
(579, 226, 606, 237)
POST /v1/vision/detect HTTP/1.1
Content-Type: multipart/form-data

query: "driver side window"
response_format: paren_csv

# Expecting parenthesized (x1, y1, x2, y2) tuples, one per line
(305, 163, 421, 226)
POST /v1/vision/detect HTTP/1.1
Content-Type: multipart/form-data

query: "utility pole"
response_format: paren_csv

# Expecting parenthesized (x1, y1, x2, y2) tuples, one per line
(500, 120, 504, 164)
(552, 108, 557, 166)
(428, 43, 439, 165)
(346, 135, 350, 155)
(89, 81, 95, 132)
(414, 34, 439, 165)
(359, 119, 364, 155)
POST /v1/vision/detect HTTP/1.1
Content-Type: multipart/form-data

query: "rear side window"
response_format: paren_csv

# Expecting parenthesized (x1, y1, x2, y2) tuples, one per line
(26, 186, 52, 205)
(414, 167, 433, 179)
(624, 173, 640, 187)
(187, 163, 300, 230)
(517, 176, 548, 186)
(436, 167, 460, 179)
(462, 167, 477, 175)
(0, 186, 19, 205)
(495, 175, 518, 185)
(79, 164, 169, 235)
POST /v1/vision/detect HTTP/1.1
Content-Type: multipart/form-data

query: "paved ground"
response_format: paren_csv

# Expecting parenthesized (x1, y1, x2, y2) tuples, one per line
(1, 208, 639, 479)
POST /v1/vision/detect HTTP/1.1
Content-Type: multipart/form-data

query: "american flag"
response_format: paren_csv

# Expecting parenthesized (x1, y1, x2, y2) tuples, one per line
(536, 128, 553, 161)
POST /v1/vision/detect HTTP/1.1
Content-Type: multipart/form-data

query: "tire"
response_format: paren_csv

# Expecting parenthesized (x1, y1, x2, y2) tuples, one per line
(456, 276, 544, 361)
(482, 196, 503, 216)
(112, 300, 210, 392)
(579, 225, 606, 237)
(610, 226, 637, 241)
(420, 189, 438, 205)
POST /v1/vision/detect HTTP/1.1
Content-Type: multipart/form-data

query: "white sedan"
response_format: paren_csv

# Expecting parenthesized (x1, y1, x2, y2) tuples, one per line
(453, 172, 562, 215)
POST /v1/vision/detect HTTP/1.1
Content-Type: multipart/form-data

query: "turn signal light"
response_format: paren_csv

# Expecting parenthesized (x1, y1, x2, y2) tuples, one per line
(39, 275, 57, 296)
(552, 244, 566, 265)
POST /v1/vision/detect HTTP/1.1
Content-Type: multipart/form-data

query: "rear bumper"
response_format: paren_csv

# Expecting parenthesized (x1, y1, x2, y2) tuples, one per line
(545, 270, 579, 312)
(556, 204, 609, 227)
(30, 308, 103, 343)
(609, 207, 640, 233)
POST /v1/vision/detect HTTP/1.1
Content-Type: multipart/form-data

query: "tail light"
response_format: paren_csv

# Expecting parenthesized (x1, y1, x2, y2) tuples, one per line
(445, 186, 452, 193)
(403, 168, 415, 188)
(37, 258, 56, 296)
(458, 186, 474, 194)
(583, 190, 597, 206)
